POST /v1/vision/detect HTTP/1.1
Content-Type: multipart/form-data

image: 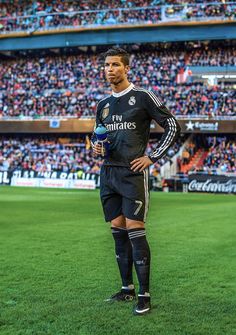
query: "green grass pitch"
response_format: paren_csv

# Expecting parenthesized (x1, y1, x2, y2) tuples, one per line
(0, 186, 235, 335)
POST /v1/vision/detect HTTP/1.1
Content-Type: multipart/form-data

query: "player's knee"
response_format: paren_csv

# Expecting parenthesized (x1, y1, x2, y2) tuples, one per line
(126, 219, 145, 229)
(111, 215, 126, 228)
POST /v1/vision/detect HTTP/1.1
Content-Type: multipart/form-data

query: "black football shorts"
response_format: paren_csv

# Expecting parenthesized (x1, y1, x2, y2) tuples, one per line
(100, 165, 150, 222)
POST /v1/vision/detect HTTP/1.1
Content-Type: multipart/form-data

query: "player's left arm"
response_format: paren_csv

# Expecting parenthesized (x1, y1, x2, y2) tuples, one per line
(130, 91, 181, 172)
(144, 90, 181, 163)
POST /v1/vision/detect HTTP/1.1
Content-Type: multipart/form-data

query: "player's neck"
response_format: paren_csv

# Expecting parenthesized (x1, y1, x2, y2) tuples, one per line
(111, 80, 131, 93)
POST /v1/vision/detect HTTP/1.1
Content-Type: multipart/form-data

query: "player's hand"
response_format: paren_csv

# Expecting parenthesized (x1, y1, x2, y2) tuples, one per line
(130, 156, 153, 172)
(92, 142, 102, 157)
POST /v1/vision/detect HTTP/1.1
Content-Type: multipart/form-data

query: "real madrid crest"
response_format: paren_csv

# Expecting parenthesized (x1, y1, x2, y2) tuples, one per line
(101, 103, 110, 120)
(128, 96, 136, 106)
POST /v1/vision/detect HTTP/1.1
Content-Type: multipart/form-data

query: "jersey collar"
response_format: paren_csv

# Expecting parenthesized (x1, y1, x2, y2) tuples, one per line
(112, 83, 134, 98)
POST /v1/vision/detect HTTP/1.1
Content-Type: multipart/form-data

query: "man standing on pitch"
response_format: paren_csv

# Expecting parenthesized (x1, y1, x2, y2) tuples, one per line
(92, 47, 181, 315)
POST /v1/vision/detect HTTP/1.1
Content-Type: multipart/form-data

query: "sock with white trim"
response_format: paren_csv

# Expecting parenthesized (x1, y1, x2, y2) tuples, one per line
(128, 228, 150, 295)
(111, 227, 133, 287)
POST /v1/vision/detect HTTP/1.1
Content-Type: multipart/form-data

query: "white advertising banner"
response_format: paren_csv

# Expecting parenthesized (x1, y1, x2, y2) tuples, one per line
(11, 178, 96, 190)
(11, 178, 38, 187)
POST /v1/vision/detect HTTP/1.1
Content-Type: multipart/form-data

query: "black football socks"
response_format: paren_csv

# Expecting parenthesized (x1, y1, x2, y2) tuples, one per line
(128, 228, 151, 295)
(111, 227, 133, 288)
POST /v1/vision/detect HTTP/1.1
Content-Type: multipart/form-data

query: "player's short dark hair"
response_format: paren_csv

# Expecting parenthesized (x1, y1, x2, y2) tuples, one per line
(102, 47, 130, 66)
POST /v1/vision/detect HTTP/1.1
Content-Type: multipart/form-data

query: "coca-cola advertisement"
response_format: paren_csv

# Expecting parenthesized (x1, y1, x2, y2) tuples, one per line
(188, 174, 236, 194)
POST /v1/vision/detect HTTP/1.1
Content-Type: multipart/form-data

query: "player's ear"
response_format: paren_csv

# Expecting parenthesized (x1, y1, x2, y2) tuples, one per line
(125, 65, 130, 74)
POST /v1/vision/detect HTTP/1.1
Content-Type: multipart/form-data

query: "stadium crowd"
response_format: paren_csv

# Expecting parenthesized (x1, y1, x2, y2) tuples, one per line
(0, 136, 100, 175)
(177, 136, 236, 174)
(0, 0, 161, 17)
(203, 137, 236, 174)
(165, 2, 235, 21)
(0, 136, 182, 176)
(186, 43, 236, 66)
(1, 0, 231, 17)
(0, 0, 235, 33)
(0, 42, 235, 119)
(1, 136, 234, 177)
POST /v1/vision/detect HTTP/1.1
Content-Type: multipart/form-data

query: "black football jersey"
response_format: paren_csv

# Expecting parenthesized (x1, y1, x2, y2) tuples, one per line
(94, 83, 181, 166)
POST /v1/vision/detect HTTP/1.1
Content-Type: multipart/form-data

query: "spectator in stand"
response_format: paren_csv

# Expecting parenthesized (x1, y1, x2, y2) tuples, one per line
(182, 149, 190, 165)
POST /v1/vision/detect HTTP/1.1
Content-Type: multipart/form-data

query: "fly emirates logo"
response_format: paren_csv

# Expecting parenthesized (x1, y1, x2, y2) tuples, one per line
(105, 115, 136, 131)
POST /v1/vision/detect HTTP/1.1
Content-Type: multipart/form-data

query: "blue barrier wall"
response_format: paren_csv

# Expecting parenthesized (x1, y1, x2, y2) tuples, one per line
(0, 23, 236, 51)
(189, 66, 236, 74)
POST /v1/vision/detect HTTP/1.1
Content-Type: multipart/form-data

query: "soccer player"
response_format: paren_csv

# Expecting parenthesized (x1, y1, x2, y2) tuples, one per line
(92, 47, 181, 315)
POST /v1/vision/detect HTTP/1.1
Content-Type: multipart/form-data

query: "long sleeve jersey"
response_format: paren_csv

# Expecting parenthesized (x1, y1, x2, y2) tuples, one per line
(93, 83, 181, 166)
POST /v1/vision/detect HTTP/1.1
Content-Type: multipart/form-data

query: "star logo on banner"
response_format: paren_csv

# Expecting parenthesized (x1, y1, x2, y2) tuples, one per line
(186, 121, 194, 130)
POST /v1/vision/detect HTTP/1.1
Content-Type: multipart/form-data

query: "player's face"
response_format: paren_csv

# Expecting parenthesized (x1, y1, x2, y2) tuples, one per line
(104, 56, 129, 85)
